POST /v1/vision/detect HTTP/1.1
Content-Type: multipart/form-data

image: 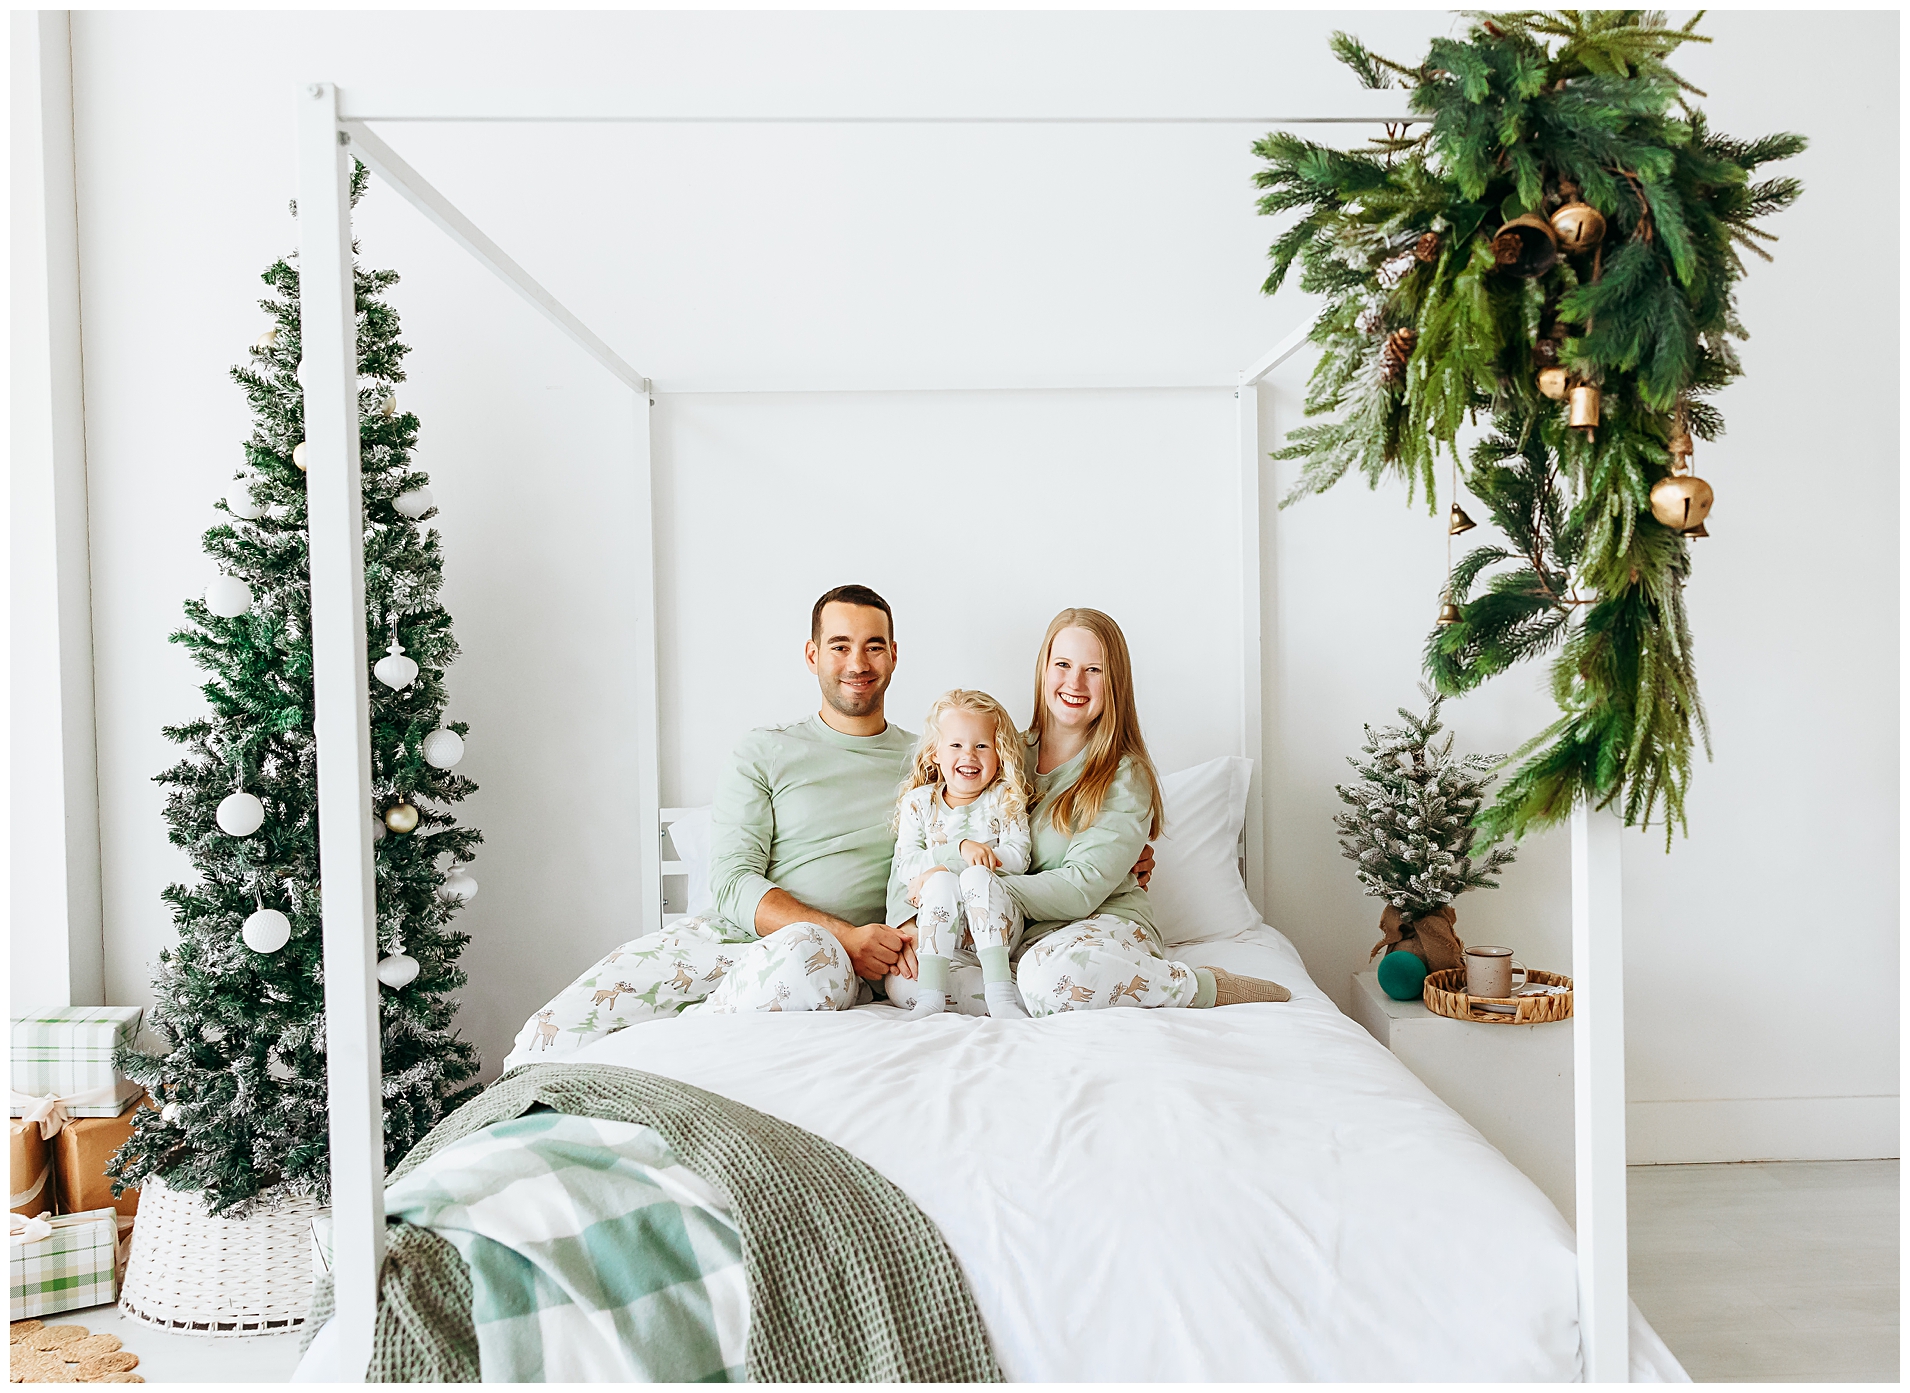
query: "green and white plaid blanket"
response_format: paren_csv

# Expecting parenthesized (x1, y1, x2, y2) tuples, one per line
(383, 1111, 748, 1382)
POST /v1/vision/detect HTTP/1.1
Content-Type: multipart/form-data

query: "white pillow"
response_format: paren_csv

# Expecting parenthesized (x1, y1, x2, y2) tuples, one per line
(1148, 756, 1263, 947)
(667, 806, 715, 917)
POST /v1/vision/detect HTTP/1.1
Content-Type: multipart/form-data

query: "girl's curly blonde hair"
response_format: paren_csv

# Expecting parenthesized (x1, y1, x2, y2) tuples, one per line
(896, 689, 1036, 828)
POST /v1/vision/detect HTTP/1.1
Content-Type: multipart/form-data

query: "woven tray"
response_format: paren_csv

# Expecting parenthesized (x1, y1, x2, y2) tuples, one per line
(1423, 967, 1573, 1024)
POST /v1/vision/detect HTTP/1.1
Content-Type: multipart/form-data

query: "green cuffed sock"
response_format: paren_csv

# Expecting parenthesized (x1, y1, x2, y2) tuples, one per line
(977, 945, 1028, 1019)
(978, 945, 1012, 983)
(909, 954, 950, 1016)
(1191, 967, 1218, 1009)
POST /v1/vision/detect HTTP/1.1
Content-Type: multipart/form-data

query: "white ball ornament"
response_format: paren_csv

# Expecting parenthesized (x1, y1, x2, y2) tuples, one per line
(205, 576, 255, 619)
(440, 870, 478, 903)
(372, 815, 387, 843)
(254, 328, 280, 352)
(161, 1102, 181, 1123)
(242, 906, 291, 953)
(379, 393, 398, 418)
(374, 638, 419, 690)
(226, 490, 265, 521)
(216, 791, 265, 837)
(292, 442, 308, 472)
(421, 728, 465, 769)
(393, 487, 434, 520)
(377, 950, 421, 989)
(295, 357, 308, 385)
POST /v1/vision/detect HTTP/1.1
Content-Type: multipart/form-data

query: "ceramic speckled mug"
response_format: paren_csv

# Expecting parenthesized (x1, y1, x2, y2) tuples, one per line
(1463, 944, 1527, 999)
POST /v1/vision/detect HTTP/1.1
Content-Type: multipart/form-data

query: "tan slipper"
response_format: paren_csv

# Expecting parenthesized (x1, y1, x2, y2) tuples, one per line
(1210, 967, 1291, 1005)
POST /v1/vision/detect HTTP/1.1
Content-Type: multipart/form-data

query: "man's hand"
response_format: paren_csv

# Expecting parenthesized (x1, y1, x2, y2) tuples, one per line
(959, 839, 1000, 871)
(1131, 843, 1156, 890)
(833, 921, 914, 981)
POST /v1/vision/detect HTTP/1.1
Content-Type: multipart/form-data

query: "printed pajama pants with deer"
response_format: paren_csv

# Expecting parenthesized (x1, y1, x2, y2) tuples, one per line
(1014, 915, 1203, 1016)
(501, 918, 858, 1070)
(881, 865, 1024, 1017)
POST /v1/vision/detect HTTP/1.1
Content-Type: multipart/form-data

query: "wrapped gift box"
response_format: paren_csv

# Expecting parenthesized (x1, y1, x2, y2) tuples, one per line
(10, 1121, 52, 1219)
(11, 1006, 144, 1119)
(9, 1207, 117, 1320)
(52, 1093, 144, 1220)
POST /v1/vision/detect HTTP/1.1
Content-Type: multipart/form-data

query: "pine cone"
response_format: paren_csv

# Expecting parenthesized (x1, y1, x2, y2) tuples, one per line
(1414, 231, 1440, 263)
(1492, 232, 1522, 267)
(1534, 338, 1560, 365)
(1381, 327, 1417, 381)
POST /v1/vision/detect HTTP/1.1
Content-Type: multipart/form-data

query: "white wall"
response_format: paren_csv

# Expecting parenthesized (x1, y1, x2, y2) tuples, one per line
(50, 10, 1897, 1156)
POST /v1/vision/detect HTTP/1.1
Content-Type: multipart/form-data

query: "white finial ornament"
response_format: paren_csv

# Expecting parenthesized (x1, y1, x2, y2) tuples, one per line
(377, 946, 420, 989)
(374, 636, 419, 689)
(205, 576, 254, 618)
(217, 790, 265, 837)
(421, 727, 464, 769)
(393, 486, 434, 520)
(440, 869, 478, 903)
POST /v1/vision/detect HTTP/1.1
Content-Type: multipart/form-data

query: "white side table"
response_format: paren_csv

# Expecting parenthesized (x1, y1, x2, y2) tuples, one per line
(1349, 970, 1575, 1225)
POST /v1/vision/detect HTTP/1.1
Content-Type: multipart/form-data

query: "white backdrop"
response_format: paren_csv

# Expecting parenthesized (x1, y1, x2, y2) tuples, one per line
(46, 10, 1897, 1160)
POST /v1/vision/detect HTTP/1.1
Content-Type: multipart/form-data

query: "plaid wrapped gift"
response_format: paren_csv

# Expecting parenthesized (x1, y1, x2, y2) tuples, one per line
(10, 1207, 117, 1320)
(10, 1007, 144, 1120)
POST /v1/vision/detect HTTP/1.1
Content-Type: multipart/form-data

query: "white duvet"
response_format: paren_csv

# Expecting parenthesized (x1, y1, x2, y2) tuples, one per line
(300, 924, 1685, 1381)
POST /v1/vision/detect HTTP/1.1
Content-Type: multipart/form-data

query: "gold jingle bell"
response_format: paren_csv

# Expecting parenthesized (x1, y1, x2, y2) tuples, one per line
(1436, 600, 1463, 627)
(1491, 213, 1559, 278)
(1567, 382, 1601, 431)
(1650, 473, 1714, 536)
(1448, 502, 1477, 536)
(383, 800, 420, 834)
(1549, 200, 1606, 254)
(1537, 365, 1571, 400)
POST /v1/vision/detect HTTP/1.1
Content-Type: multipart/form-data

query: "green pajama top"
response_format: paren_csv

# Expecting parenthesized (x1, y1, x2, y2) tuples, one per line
(1001, 736, 1160, 949)
(709, 714, 916, 935)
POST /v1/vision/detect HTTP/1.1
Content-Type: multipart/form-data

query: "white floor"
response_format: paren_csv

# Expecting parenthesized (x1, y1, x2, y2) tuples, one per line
(1629, 1158, 1900, 1383)
(43, 1159, 1899, 1384)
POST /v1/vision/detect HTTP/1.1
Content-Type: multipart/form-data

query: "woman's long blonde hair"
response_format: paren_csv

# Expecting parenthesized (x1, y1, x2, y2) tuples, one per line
(896, 689, 1036, 828)
(1031, 608, 1164, 840)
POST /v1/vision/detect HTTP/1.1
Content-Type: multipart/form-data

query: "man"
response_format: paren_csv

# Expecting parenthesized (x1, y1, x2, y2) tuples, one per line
(500, 585, 918, 1067)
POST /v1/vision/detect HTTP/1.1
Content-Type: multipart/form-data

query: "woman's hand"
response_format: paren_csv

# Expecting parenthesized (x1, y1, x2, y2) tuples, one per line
(960, 840, 1001, 871)
(1131, 843, 1155, 889)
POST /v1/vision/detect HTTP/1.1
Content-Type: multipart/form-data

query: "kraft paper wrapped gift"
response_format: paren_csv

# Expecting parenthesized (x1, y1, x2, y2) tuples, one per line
(52, 1094, 144, 1221)
(11, 1006, 145, 1120)
(10, 1121, 52, 1219)
(9, 1207, 117, 1320)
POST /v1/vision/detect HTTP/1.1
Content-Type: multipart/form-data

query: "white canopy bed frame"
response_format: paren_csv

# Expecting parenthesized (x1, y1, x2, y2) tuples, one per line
(292, 81, 1631, 1381)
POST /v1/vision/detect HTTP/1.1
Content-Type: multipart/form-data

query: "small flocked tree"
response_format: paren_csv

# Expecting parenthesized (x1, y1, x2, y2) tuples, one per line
(1336, 687, 1516, 967)
(112, 166, 483, 1216)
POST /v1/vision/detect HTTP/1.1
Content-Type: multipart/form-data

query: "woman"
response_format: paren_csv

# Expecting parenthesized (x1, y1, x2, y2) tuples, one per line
(883, 608, 1287, 1015)
(1006, 608, 1289, 1014)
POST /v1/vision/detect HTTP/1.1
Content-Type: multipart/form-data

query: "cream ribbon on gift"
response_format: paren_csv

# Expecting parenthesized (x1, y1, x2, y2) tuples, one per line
(10, 1157, 53, 1213)
(8, 1211, 54, 1244)
(10, 1083, 123, 1140)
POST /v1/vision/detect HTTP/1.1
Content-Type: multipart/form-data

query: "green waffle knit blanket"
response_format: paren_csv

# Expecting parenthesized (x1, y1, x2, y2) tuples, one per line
(308, 1062, 1002, 1383)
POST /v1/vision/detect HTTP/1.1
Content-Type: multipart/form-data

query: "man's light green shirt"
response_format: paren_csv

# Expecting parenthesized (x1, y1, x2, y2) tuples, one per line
(709, 715, 916, 934)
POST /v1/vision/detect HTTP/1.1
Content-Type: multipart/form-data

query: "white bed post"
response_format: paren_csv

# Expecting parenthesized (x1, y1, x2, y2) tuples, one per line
(1235, 379, 1266, 913)
(634, 386, 664, 938)
(298, 82, 384, 1380)
(1572, 803, 1628, 1380)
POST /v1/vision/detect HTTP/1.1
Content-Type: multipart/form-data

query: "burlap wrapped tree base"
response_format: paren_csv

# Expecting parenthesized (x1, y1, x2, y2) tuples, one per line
(1369, 904, 1465, 972)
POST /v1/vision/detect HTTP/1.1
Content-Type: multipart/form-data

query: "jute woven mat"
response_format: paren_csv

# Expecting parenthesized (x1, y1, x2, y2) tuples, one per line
(8, 1320, 143, 1382)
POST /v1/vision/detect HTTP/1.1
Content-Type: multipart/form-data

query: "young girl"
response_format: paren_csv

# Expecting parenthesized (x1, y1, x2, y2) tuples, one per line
(888, 690, 1034, 1018)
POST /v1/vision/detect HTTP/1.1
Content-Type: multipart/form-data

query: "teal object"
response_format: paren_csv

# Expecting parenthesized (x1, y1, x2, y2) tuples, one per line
(1377, 950, 1429, 1001)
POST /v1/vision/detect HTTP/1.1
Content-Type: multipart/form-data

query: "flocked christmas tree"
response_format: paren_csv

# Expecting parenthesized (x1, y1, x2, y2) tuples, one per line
(1336, 687, 1516, 967)
(111, 165, 483, 1216)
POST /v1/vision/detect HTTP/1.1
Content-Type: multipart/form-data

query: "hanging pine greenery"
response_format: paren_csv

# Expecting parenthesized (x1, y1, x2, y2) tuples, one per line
(1253, 11, 1804, 842)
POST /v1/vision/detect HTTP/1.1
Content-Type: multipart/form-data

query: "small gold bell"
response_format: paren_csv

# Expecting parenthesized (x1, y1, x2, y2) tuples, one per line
(1649, 474, 1715, 535)
(1567, 383, 1602, 430)
(1491, 213, 1560, 278)
(1537, 366, 1571, 400)
(1436, 600, 1463, 626)
(383, 801, 420, 834)
(1449, 502, 1477, 536)
(1549, 200, 1607, 254)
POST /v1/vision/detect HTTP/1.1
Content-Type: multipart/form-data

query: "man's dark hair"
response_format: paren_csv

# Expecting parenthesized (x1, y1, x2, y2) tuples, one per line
(811, 584, 894, 643)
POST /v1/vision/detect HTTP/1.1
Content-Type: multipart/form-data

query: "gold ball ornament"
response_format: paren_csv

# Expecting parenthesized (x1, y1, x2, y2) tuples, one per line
(1650, 473, 1715, 536)
(1549, 200, 1607, 254)
(1537, 366, 1571, 400)
(383, 801, 420, 834)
